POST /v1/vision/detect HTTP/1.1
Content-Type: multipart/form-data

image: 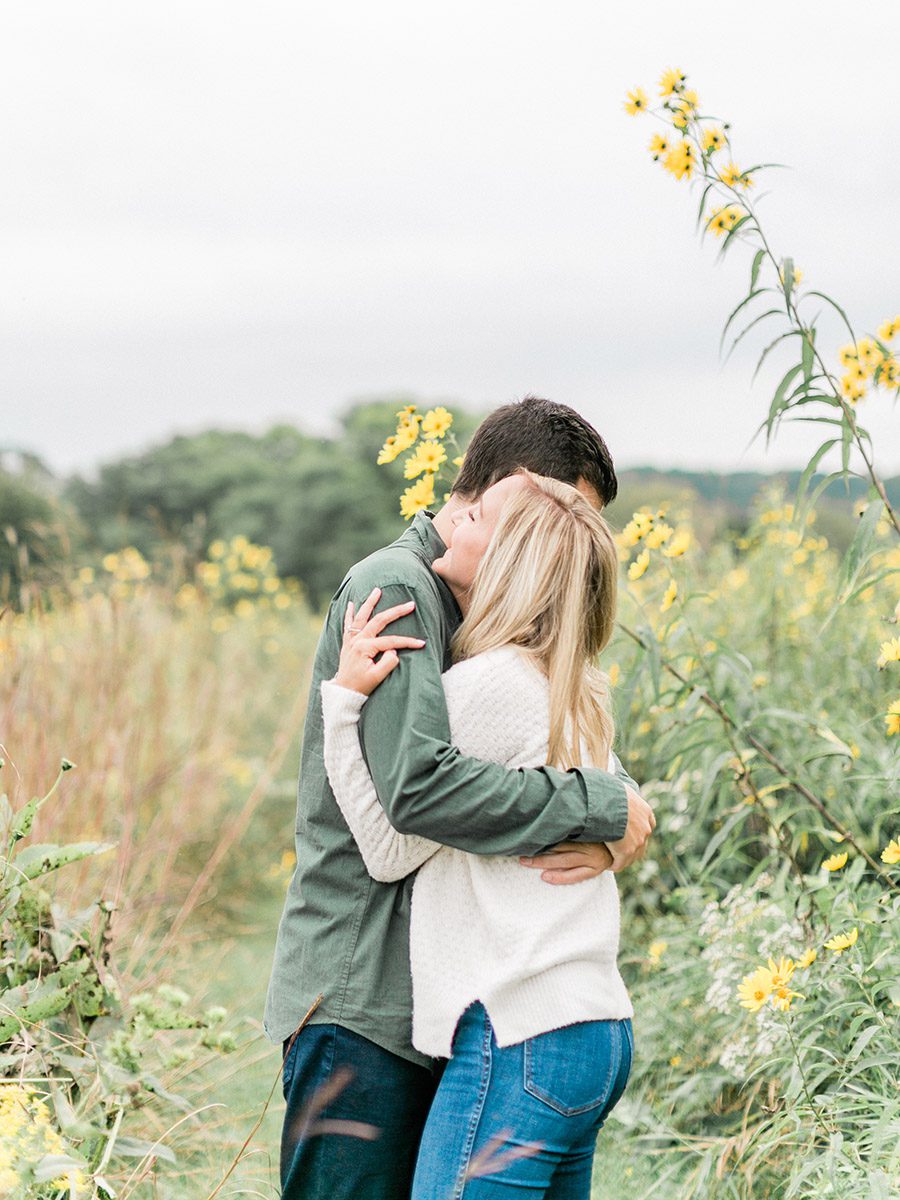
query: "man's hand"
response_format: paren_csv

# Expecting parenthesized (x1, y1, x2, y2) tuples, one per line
(519, 841, 614, 884)
(518, 785, 656, 883)
(605, 785, 655, 872)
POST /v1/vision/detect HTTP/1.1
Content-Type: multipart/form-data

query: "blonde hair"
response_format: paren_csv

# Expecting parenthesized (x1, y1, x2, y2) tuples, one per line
(452, 470, 618, 770)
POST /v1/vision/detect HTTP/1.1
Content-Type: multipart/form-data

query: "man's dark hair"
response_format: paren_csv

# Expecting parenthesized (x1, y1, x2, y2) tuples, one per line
(451, 395, 618, 507)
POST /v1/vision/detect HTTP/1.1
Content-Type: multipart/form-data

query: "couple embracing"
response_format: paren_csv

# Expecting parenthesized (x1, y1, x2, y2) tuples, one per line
(264, 397, 656, 1199)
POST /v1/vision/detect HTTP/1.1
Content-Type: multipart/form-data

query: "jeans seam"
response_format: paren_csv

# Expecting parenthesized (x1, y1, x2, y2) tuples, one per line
(454, 1006, 494, 1199)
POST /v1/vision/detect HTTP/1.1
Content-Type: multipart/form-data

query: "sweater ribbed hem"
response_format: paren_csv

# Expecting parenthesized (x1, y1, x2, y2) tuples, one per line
(412, 960, 634, 1058)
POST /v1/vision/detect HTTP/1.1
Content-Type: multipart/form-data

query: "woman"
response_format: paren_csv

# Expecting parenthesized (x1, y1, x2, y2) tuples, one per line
(320, 470, 634, 1198)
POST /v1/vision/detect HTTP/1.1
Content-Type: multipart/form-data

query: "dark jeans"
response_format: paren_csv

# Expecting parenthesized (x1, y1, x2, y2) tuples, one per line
(280, 1022, 444, 1199)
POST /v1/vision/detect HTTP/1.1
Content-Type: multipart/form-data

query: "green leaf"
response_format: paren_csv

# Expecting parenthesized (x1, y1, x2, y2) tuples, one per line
(695, 181, 716, 231)
(795, 439, 839, 520)
(801, 289, 859, 345)
(717, 213, 755, 259)
(800, 328, 816, 382)
(33, 1155, 89, 1184)
(752, 330, 802, 383)
(13, 841, 115, 881)
(10, 796, 41, 843)
(750, 247, 766, 292)
(113, 1137, 178, 1165)
(781, 256, 794, 305)
(725, 308, 786, 365)
(837, 564, 900, 610)
(836, 493, 883, 597)
(741, 162, 790, 174)
(636, 623, 661, 698)
(802, 290, 856, 343)
(720, 288, 771, 352)
(0, 985, 73, 1042)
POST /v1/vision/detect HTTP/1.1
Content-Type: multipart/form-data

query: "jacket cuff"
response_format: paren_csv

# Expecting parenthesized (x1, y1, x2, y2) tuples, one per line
(582, 769, 629, 843)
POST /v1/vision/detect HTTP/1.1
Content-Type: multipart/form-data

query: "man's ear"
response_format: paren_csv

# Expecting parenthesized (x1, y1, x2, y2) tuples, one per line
(574, 477, 603, 511)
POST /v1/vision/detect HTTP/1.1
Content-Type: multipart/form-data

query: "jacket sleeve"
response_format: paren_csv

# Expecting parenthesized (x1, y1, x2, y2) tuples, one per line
(320, 680, 442, 882)
(356, 582, 630, 856)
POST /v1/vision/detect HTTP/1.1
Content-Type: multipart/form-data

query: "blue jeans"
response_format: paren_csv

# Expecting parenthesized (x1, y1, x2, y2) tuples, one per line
(411, 1003, 634, 1199)
(280, 1023, 444, 1199)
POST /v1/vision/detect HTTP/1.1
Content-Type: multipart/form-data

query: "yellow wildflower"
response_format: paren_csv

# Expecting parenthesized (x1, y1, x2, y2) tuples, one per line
(648, 940, 667, 963)
(660, 579, 678, 612)
(838, 343, 858, 368)
(453, 455, 465, 468)
(421, 406, 454, 438)
(644, 522, 673, 549)
(607, 663, 620, 687)
(377, 435, 402, 465)
(779, 265, 803, 288)
(658, 67, 687, 96)
(619, 511, 653, 547)
(379, 419, 420, 464)
(669, 1054, 682, 1067)
(671, 99, 691, 129)
(681, 87, 699, 109)
(396, 403, 417, 419)
(823, 927, 858, 955)
(878, 357, 899, 388)
(880, 836, 900, 863)
(719, 162, 745, 187)
(877, 315, 900, 342)
(885, 701, 900, 737)
(771, 983, 804, 1012)
(856, 337, 880, 369)
(400, 474, 435, 521)
(737, 966, 773, 1012)
(707, 205, 744, 236)
(822, 851, 848, 871)
(766, 956, 796, 988)
(797, 947, 817, 969)
(877, 636, 900, 668)
(841, 374, 866, 403)
(627, 549, 650, 581)
(404, 440, 447, 479)
(662, 528, 691, 557)
(663, 140, 695, 180)
(624, 87, 649, 115)
(648, 132, 670, 160)
(703, 126, 726, 152)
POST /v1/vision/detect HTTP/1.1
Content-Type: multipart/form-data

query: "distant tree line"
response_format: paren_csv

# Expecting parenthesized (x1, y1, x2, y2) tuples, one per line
(1, 398, 895, 609)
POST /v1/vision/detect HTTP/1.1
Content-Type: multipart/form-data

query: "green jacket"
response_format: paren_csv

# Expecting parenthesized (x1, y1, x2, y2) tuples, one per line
(263, 511, 637, 1067)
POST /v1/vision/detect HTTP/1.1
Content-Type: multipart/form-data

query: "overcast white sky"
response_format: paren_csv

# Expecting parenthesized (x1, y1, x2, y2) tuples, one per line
(2, 2, 899, 480)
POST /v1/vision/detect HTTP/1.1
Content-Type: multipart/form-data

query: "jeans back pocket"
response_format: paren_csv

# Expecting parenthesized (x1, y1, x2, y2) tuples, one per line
(523, 1019, 624, 1117)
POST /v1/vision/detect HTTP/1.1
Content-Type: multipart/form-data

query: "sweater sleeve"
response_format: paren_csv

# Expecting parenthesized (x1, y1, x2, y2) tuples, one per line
(320, 679, 443, 883)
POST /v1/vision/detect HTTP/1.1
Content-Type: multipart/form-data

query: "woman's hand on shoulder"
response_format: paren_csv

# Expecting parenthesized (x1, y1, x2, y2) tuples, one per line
(332, 587, 426, 697)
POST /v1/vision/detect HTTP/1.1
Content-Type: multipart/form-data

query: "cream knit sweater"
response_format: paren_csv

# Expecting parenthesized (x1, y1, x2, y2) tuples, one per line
(320, 642, 634, 1058)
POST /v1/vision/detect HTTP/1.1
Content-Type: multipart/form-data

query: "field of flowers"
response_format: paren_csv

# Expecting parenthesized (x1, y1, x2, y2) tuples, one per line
(2, 65, 899, 1200)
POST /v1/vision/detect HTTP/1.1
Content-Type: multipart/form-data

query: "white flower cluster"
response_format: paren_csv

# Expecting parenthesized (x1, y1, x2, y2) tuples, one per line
(699, 873, 805, 1079)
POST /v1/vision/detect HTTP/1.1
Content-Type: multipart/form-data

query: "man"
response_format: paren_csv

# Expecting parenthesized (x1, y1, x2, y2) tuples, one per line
(264, 397, 656, 1199)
